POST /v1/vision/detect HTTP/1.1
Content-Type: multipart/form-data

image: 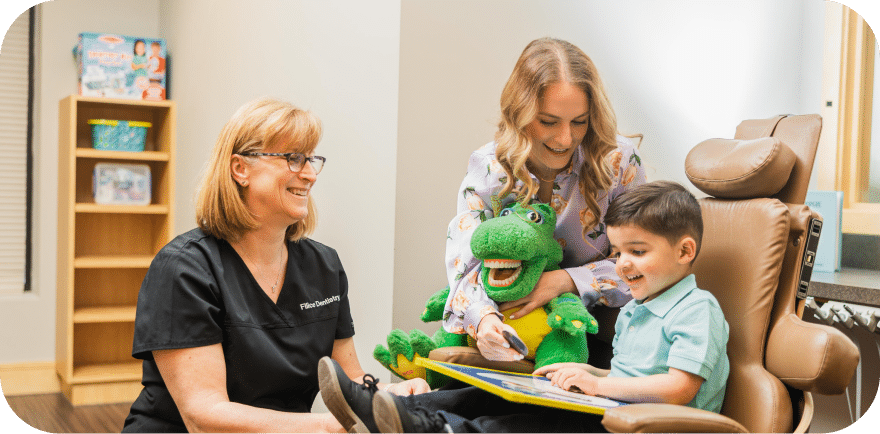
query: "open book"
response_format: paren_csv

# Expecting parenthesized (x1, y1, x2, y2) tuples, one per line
(415, 358, 628, 415)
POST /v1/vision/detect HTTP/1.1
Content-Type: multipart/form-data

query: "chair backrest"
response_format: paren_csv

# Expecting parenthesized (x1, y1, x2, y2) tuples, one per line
(686, 115, 859, 432)
(694, 198, 793, 432)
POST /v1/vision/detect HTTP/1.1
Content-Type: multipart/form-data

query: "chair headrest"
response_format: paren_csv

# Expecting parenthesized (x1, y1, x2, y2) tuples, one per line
(685, 137, 797, 199)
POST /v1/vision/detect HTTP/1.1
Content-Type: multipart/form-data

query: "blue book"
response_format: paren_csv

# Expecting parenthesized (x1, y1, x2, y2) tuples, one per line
(804, 191, 844, 273)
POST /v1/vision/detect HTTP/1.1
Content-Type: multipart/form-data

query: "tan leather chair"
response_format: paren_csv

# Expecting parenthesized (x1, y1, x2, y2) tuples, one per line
(601, 114, 860, 433)
(430, 115, 859, 433)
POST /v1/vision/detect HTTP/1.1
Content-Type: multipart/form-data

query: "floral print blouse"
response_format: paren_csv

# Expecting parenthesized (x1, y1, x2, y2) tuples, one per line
(442, 137, 646, 336)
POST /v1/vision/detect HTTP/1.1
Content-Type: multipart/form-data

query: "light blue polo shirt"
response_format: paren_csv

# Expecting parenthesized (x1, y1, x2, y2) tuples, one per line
(609, 274, 730, 413)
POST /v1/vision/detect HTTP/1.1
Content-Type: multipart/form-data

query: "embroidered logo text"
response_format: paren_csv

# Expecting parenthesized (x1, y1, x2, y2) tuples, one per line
(300, 295, 340, 311)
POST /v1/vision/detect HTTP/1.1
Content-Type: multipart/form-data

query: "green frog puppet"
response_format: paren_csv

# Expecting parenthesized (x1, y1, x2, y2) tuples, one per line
(374, 203, 599, 388)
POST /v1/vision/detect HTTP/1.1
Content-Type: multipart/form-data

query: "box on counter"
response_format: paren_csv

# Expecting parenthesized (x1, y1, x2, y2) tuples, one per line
(74, 33, 166, 100)
(805, 190, 844, 273)
(93, 163, 152, 205)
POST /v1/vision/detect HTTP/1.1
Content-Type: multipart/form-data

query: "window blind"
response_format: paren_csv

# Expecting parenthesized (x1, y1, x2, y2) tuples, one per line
(0, 8, 32, 295)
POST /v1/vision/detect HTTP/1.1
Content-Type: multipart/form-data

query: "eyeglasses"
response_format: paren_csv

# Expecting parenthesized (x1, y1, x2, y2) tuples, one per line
(238, 152, 326, 174)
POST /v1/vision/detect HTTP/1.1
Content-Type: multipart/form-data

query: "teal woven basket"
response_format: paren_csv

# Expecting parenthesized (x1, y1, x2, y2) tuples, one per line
(88, 119, 151, 152)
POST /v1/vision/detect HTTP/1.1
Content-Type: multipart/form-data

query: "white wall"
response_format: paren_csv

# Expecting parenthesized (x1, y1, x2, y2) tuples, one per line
(393, 0, 828, 334)
(0, 0, 161, 365)
(158, 0, 401, 377)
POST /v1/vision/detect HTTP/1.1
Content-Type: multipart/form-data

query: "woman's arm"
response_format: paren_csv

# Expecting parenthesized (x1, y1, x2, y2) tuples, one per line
(442, 150, 505, 334)
(154, 345, 342, 433)
(331, 338, 430, 395)
(442, 148, 530, 361)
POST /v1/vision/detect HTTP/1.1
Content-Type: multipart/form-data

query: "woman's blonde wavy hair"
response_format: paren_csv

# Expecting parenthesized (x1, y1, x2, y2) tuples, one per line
(195, 97, 322, 242)
(496, 37, 619, 239)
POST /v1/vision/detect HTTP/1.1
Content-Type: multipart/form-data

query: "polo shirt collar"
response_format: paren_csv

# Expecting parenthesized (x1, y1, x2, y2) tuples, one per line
(636, 274, 698, 318)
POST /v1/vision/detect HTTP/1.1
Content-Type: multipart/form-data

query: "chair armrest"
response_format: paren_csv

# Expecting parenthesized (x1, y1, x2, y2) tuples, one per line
(601, 403, 748, 433)
(766, 313, 859, 395)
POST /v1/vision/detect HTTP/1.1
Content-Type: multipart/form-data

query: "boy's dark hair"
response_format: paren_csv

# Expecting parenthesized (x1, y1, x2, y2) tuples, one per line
(604, 180, 703, 261)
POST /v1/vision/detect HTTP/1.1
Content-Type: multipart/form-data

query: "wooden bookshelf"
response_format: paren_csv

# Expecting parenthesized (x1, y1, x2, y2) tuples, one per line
(56, 95, 175, 405)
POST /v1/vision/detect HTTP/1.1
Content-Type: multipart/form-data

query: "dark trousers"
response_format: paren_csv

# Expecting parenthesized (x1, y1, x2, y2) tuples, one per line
(399, 385, 607, 433)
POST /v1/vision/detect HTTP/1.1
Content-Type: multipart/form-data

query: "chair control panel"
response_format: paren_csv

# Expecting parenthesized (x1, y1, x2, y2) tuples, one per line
(797, 218, 823, 300)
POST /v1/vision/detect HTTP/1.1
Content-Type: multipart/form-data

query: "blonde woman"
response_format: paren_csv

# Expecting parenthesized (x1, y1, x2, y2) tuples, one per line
(445, 37, 646, 363)
(319, 38, 647, 433)
(122, 98, 428, 433)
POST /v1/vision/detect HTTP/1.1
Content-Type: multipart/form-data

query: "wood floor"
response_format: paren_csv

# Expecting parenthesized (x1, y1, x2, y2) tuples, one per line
(5, 393, 131, 433)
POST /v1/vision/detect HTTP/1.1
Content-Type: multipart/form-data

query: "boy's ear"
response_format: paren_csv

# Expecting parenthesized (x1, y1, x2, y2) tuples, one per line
(678, 236, 697, 265)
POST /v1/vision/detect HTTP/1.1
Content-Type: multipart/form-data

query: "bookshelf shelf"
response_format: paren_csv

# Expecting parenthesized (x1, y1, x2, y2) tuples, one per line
(71, 361, 142, 383)
(75, 203, 170, 214)
(73, 306, 138, 323)
(76, 148, 170, 161)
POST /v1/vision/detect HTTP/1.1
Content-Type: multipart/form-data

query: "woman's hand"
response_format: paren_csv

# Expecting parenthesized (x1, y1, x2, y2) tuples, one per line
(386, 378, 431, 395)
(498, 269, 576, 319)
(475, 314, 524, 361)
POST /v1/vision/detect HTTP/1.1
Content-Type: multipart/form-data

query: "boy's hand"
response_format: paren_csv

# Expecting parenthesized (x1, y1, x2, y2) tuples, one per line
(534, 362, 609, 377)
(533, 362, 590, 377)
(544, 366, 599, 395)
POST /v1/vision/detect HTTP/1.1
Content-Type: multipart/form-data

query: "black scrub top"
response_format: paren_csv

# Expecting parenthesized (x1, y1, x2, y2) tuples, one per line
(122, 228, 355, 433)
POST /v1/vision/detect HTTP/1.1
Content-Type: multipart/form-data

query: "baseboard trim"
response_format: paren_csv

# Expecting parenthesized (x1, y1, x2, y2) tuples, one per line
(0, 362, 61, 396)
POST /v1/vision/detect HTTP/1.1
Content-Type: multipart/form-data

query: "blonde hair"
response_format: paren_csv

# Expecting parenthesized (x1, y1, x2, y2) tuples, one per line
(195, 97, 322, 242)
(495, 37, 619, 238)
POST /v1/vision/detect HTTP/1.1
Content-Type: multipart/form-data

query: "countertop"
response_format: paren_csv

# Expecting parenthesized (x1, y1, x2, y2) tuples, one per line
(808, 268, 880, 308)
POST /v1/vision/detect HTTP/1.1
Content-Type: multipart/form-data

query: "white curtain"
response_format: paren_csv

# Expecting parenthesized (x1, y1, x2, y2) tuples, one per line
(0, 8, 32, 295)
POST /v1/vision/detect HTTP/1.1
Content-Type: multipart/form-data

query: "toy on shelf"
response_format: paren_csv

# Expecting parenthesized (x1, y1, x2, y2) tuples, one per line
(92, 162, 151, 206)
(88, 119, 151, 152)
(74, 33, 166, 100)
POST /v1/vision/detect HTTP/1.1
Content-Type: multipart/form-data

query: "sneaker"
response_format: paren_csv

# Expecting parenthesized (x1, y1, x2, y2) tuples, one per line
(318, 356, 380, 433)
(372, 390, 452, 433)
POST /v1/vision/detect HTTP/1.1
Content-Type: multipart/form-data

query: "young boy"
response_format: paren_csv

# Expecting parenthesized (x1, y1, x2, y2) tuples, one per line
(320, 181, 729, 433)
(534, 180, 729, 412)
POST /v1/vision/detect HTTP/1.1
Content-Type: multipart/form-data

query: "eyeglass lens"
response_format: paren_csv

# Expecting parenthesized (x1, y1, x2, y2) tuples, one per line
(288, 154, 324, 174)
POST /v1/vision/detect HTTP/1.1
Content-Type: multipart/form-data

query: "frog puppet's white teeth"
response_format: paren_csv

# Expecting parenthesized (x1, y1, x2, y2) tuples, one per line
(484, 259, 523, 287)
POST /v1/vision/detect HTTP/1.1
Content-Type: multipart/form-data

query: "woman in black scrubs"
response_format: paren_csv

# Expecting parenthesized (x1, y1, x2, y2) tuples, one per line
(122, 98, 429, 432)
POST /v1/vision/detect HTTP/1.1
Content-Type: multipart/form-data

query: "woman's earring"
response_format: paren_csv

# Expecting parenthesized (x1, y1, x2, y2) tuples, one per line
(240, 180, 249, 187)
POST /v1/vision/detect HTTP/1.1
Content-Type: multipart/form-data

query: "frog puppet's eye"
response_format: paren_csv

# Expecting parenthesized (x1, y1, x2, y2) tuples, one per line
(499, 208, 513, 217)
(526, 210, 543, 224)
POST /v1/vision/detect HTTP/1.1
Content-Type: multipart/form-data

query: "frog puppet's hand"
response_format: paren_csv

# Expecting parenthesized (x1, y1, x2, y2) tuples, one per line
(546, 293, 599, 336)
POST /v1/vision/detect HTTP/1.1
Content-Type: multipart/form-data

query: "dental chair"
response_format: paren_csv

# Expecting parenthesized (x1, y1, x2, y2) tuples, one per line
(601, 114, 860, 433)
(430, 114, 860, 433)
